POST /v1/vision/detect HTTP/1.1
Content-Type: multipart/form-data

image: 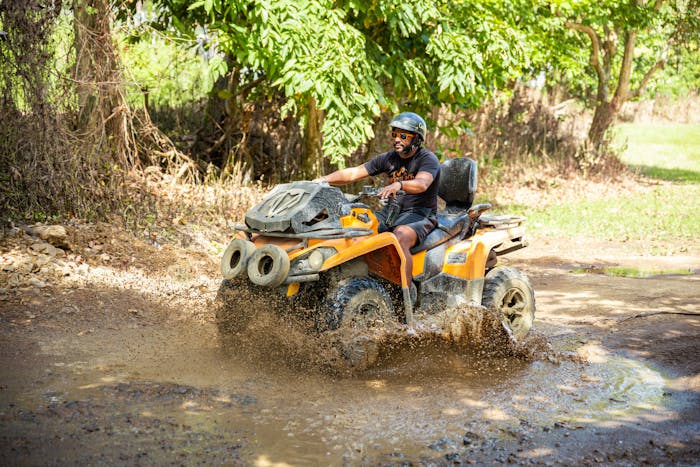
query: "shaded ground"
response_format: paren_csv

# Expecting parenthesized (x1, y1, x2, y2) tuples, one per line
(0, 222, 698, 465)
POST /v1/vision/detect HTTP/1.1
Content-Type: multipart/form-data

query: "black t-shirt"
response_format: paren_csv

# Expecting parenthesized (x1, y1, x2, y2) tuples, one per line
(364, 148, 441, 211)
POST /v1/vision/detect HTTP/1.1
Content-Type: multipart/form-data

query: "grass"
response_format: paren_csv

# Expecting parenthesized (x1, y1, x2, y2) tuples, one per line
(612, 123, 700, 182)
(570, 266, 694, 278)
(508, 184, 700, 244)
(497, 122, 700, 249)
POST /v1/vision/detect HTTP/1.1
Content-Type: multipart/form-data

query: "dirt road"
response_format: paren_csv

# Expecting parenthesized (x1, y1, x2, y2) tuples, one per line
(1, 224, 698, 465)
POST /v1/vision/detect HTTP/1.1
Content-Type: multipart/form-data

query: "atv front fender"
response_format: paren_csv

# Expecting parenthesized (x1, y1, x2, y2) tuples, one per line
(320, 232, 409, 287)
(319, 231, 414, 324)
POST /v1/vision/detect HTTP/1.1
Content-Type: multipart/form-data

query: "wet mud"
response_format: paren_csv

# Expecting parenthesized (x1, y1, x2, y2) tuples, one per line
(216, 278, 533, 375)
(3, 283, 696, 466)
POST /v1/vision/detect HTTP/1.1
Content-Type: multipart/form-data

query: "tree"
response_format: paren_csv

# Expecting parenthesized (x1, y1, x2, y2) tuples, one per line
(133, 0, 531, 175)
(73, 0, 134, 165)
(537, 0, 700, 150)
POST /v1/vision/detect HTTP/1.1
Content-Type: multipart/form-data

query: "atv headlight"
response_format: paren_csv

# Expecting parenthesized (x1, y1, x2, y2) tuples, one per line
(308, 249, 325, 270)
(290, 247, 337, 274)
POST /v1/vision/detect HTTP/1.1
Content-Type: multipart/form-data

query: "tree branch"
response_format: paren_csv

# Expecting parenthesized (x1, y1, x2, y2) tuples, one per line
(602, 24, 617, 70)
(619, 310, 700, 322)
(630, 57, 666, 98)
(565, 21, 607, 93)
(613, 30, 637, 102)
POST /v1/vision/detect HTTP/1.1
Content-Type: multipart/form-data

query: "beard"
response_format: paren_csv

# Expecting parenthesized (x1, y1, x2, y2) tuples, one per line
(394, 140, 413, 154)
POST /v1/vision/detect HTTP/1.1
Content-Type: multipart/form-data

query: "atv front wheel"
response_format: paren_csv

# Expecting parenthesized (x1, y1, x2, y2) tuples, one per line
(319, 276, 396, 370)
(482, 266, 535, 340)
(318, 276, 396, 332)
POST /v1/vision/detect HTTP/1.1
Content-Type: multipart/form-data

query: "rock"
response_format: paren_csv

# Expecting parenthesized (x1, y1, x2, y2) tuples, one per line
(29, 225, 70, 249)
(7, 274, 22, 287)
(29, 278, 47, 288)
(429, 437, 455, 451)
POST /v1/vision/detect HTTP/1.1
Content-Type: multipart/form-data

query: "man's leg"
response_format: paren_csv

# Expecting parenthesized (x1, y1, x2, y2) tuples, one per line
(392, 225, 418, 286)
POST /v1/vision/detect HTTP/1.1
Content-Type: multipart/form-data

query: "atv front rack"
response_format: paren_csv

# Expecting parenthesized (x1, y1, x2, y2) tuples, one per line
(235, 225, 373, 240)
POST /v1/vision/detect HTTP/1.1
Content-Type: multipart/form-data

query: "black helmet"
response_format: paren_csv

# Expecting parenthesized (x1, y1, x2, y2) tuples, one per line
(390, 112, 427, 142)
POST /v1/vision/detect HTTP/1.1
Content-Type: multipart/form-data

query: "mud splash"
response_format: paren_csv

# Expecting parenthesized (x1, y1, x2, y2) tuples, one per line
(216, 286, 535, 375)
(211, 316, 673, 464)
(206, 289, 679, 463)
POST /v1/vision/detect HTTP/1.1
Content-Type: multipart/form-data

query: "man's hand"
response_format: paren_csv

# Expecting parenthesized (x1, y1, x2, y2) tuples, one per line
(378, 181, 402, 199)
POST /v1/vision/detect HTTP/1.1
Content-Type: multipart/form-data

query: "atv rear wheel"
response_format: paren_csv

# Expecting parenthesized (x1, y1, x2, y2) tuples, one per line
(318, 276, 396, 332)
(482, 266, 535, 341)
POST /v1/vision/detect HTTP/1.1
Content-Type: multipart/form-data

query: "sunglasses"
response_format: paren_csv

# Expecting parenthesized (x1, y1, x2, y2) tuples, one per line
(390, 130, 414, 140)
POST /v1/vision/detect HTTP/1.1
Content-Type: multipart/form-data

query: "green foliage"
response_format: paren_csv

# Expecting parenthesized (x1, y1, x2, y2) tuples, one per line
(118, 29, 225, 109)
(115, 0, 698, 173)
(529, 0, 700, 105)
(650, 46, 700, 98)
(135, 0, 530, 165)
(510, 184, 700, 246)
(501, 122, 700, 248)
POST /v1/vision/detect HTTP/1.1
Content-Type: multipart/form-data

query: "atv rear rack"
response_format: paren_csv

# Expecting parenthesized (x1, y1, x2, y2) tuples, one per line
(478, 214, 525, 229)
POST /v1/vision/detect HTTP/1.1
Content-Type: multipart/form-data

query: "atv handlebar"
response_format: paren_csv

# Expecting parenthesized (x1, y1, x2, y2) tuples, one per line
(359, 185, 405, 196)
(359, 185, 405, 204)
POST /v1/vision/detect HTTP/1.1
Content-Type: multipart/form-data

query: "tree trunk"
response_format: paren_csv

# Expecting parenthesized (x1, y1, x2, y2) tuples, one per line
(301, 96, 324, 179)
(72, 0, 133, 166)
(587, 99, 618, 148)
(586, 30, 637, 150)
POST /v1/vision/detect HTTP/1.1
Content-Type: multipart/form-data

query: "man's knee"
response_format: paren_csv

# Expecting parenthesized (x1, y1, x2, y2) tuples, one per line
(393, 225, 418, 248)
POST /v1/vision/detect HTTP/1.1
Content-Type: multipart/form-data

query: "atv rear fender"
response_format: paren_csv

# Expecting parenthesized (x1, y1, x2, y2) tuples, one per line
(442, 223, 526, 280)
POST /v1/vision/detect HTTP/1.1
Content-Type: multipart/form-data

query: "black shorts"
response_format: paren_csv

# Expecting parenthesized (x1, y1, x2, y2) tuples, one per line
(376, 207, 437, 244)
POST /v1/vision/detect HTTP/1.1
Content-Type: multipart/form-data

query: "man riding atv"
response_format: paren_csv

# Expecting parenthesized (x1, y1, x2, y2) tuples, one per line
(315, 112, 439, 304)
(217, 112, 535, 369)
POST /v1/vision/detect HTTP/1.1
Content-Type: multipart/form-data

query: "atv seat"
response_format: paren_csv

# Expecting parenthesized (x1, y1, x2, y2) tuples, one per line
(410, 157, 477, 254)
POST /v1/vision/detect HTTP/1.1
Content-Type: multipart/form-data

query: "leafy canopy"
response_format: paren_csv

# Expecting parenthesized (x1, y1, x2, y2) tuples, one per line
(528, 0, 700, 103)
(149, 0, 530, 165)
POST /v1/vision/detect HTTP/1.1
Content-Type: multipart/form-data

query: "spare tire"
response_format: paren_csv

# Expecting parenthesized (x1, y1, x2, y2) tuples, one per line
(247, 244, 290, 288)
(221, 238, 256, 280)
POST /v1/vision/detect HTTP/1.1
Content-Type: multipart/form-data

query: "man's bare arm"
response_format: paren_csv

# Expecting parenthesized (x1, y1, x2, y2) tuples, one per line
(378, 170, 434, 199)
(315, 165, 370, 185)
(403, 171, 434, 193)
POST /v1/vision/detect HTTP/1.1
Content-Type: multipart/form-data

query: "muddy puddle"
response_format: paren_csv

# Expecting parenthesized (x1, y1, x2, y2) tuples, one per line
(2, 299, 685, 465)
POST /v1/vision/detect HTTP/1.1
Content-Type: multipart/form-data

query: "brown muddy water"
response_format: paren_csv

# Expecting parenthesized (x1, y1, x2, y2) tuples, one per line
(1, 299, 680, 466)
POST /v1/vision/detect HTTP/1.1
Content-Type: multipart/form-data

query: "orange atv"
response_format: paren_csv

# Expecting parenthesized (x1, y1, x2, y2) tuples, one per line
(216, 157, 534, 351)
